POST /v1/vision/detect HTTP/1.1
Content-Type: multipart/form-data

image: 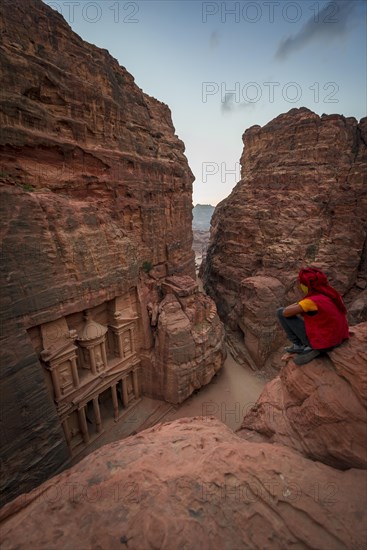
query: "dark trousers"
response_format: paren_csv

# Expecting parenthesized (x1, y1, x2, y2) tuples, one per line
(276, 308, 310, 347)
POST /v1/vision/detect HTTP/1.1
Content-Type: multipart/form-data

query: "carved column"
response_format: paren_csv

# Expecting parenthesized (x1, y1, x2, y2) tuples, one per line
(71, 357, 80, 387)
(130, 327, 135, 354)
(101, 341, 108, 367)
(78, 407, 89, 443)
(117, 336, 124, 359)
(93, 397, 102, 433)
(89, 347, 97, 375)
(133, 368, 139, 399)
(50, 369, 61, 400)
(62, 419, 72, 452)
(121, 377, 129, 408)
(111, 384, 119, 420)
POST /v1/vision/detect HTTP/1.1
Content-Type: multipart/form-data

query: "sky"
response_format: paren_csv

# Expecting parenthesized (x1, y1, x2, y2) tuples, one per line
(43, 0, 367, 205)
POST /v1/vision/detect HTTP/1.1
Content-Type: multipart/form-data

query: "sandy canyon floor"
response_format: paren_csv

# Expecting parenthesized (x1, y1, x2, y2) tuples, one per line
(70, 351, 268, 467)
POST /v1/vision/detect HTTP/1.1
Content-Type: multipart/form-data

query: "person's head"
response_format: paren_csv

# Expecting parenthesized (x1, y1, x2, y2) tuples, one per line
(297, 266, 347, 313)
(298, 267, 328, 293)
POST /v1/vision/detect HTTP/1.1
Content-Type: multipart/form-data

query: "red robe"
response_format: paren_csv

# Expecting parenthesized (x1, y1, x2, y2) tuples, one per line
(303, 293, 349, 350)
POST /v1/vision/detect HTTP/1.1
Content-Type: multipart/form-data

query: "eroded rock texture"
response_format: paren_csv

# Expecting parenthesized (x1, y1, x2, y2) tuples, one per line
(0, 417, 366, 550)
(203, 108, 367, 367)
(0, 0, 225, 506)
(139, 275, 226, 404)
(238, 322, 367, 470)
(0, 0, 194, 275)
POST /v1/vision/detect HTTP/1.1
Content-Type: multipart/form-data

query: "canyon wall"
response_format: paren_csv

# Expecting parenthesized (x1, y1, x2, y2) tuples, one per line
(0, 0, 225, 506)
(203, 107, 367, 368)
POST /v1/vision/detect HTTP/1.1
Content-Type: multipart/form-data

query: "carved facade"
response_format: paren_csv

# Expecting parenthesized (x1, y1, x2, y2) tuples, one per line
(33, 292, 141, 457)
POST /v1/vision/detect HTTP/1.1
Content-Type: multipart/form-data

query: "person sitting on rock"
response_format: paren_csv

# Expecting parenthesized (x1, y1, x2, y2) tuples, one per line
(277, 267, 350, 365)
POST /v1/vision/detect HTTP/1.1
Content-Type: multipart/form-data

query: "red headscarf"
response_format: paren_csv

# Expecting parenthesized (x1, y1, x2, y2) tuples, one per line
(298, 267, 347, 314)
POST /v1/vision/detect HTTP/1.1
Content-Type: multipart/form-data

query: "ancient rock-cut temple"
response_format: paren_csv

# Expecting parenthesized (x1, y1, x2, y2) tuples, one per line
(33, 293, 141, 457)
(0, 0, 225, 506)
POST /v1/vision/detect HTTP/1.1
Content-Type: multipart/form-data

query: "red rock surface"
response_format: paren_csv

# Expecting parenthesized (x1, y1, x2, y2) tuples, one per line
(193, 229, 210, 270)
(138, 275, 226, 404)
(0, 417, 366, 550)
(238, 322, 367, 470)
(0, 0, 225, 506)
(0, 0, 195, 275)
(203, 108, 367, 367)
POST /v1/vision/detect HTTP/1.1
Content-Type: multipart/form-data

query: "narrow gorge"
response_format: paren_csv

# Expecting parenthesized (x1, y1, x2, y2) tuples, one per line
(0, 1, 366, 548)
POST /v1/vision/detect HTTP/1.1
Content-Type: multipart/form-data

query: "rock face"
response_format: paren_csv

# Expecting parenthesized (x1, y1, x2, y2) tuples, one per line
(203, 108, 367, 367)
(192, 204, 214, 271)
(139, 275, 226, 404)
(0, 416, 366, 550)
(0, 0, 194, 274)
(192, 204, 215, 230)
(0, 0, 225, 506)
(193, 229, 210, 271)
(238, 322, 367, 470)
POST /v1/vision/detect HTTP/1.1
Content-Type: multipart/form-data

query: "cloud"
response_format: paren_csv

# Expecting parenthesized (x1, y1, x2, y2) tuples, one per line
(275, 0, 362, 60)
(209, 30, 221, 50)
(221, 92, 236, 112)
(221, 94, 256, 114)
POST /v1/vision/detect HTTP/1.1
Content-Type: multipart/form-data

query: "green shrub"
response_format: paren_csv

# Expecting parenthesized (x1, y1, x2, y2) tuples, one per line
(115, 73, 124, 86)
(36, 44, 45, 55)
(22, 183, 35, 192)
(142, 260, 153, 273)
(305, 243, 318, 261)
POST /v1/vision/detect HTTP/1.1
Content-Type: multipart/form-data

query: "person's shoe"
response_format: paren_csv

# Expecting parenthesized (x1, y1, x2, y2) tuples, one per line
(300, 346, 313, 353)
(294, 349, 321, 365)
(284, 343, 306, 354)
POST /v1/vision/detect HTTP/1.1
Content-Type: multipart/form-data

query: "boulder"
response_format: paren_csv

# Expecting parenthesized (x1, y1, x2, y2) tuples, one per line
(0, 417, 366, 550)
(238, 323, 367, 470)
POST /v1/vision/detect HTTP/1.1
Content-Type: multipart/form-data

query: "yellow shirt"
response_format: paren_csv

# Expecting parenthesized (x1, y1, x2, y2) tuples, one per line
(299, 298, 318, 312)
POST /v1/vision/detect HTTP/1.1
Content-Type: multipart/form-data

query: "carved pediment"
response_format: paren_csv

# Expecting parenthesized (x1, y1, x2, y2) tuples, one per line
(77, 311, 107, 344)
(41, 335, 77, 363)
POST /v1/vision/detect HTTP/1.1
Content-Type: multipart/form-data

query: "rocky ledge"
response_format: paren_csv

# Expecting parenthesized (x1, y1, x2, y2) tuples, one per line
(0, 323, 366, 549)
(238, 322, 367, 470)
(0, 416, 366, 550)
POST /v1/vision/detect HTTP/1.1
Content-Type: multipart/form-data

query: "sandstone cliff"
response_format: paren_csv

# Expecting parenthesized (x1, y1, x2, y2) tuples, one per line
(203, 108, 367, 368)
(192, 204, 214, 271)
(0, 0, 225, 507)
